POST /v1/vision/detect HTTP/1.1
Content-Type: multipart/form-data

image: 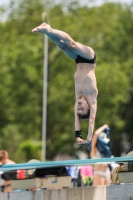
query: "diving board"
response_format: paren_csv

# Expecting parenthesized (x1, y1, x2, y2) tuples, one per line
(0, 156, 133, 171)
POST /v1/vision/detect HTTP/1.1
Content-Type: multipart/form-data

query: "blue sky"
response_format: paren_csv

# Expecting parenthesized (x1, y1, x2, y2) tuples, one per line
(0, 0, 133, 6)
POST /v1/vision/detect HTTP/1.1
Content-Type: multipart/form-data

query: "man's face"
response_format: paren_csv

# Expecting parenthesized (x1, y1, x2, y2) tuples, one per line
(76, 99, 89, 115)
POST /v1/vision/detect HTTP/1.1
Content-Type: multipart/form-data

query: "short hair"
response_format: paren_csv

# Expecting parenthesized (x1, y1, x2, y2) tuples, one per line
(0, 150, 8, 161)
(77, 109, 90, 120)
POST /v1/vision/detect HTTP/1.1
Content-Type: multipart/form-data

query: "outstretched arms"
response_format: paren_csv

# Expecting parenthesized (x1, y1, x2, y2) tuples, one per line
(74, 99, 97, 145)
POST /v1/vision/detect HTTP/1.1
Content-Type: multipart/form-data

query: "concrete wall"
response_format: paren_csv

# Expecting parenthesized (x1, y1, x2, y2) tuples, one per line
(2, 184, 133, 200)
(2, 186, 106, 200)
(107, 184, 133, 200)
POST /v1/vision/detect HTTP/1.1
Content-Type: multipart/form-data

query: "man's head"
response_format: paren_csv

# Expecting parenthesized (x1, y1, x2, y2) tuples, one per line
(0, 150, 9, 164)
(76, 99, 90, 120)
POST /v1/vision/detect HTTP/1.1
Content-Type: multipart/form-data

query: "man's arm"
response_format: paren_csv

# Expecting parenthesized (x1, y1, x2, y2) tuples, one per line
(74, 102, 81, 131)
(87, 100, 97, 141)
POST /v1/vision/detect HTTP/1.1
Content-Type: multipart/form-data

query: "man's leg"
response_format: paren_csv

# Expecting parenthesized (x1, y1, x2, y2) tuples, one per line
(32, 23, 77, 59)
(32, 23, 94, 60)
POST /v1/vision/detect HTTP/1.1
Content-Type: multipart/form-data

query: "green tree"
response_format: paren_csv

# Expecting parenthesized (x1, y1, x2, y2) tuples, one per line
(0, 1, 133, 161)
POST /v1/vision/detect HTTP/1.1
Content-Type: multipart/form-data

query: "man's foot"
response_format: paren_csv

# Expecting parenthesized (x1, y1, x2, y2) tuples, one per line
(32, 23, 50, 33)
(76, 138, 91, 146)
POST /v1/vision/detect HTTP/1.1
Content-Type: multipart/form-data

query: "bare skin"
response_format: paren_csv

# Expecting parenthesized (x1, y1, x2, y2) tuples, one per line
(91, 124, 111, 186)
(90, 124, 109, 158)
(32, 23, 98, 145)
(1, 158, 15, 192)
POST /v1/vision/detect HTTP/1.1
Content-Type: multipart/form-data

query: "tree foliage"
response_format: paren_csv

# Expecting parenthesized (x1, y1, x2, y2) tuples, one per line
(0, 0, 133, 162)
